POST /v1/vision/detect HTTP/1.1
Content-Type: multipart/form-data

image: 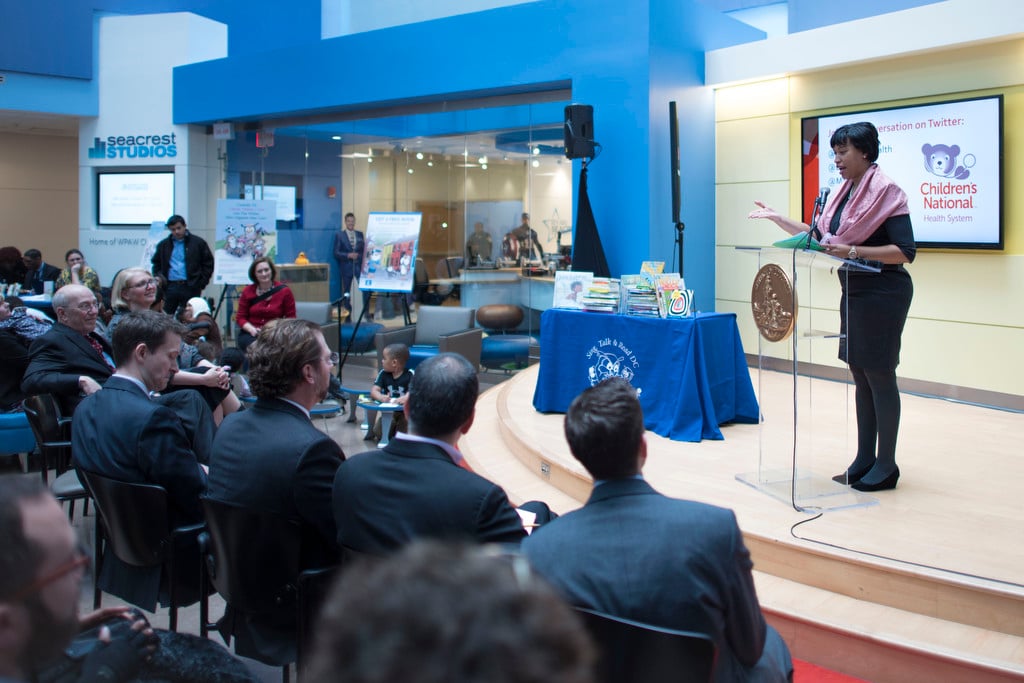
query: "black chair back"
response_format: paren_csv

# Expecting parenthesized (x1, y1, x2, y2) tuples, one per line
(576, 608, 717, 683)
(78, 469, 171, 567)
(201, 497, 303, 614)
(22, 394, 72, 478)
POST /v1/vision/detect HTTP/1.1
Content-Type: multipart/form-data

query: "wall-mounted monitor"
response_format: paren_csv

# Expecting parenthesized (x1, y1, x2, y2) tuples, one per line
(801, 95, 1003, 249)
(243, 184, 297, 221)
(97, 171, 175, 226)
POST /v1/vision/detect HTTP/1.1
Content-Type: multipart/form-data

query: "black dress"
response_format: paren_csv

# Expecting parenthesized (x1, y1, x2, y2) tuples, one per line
(830, 192, 916, 370)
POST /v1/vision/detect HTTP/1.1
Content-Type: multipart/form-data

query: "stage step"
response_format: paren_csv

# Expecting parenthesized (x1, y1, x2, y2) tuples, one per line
(464, 368, 1024, 683)
(759, 572, 1024, 683)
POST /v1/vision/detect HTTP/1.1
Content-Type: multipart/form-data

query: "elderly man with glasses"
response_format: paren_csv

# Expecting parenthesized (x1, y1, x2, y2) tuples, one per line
(21, 284, 115, 416)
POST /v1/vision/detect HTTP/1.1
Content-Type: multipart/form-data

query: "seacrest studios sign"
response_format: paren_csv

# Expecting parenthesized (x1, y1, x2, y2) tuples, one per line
(87, 132, 178, 160)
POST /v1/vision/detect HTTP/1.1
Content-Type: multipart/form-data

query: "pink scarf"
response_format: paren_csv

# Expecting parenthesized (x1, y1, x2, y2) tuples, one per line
(818, 164, 909, 246)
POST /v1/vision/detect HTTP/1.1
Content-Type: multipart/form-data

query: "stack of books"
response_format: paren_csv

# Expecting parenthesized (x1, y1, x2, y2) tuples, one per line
(579, 277, 620, 313)
(620, 274, 660, 317)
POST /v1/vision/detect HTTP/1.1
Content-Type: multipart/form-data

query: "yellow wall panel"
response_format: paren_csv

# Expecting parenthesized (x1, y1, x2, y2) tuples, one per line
(716, 78, 789, 121)
(716, 115, 789, 184)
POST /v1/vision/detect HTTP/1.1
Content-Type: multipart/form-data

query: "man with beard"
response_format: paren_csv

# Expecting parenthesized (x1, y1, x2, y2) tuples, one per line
(207, 318, 345, 666)
(72, 310, 208, 613)
(0, 474, 156, 682)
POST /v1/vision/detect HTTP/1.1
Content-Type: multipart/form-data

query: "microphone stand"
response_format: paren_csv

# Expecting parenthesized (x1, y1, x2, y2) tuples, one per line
(802, 198, 823, 250)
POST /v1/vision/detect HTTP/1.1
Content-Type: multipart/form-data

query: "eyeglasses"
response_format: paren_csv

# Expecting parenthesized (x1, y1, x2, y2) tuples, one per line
(11, 548, 90, 601)
(72, 302, 99, 312)
(129, 279, 158, 289)
(328, 352, 339, 366)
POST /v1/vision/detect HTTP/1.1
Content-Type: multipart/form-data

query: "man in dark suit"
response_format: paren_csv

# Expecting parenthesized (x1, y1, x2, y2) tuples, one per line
(332, 353, 526, 553)
(207, 318, 345, 665)
(331, 212, 368, 317)
(72, 310, 208, 612)
(20, 285, 213, 465)
(20, 249, 60, 295)
(150, 215, 214, 320)
(522, 378, 793, 683)
(21, 284, 114, 416)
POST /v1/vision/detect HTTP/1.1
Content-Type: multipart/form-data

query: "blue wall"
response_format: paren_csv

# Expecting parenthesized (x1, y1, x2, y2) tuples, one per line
(174, 0, 761, 308)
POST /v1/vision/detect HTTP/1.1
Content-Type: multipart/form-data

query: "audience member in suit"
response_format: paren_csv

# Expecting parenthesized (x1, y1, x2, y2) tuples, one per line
(332, 352, 527, 553)
(208, 318, 346, 665)
(72, 310, 209, 612)
(19, 286, 214, 463)
(21, 284, 116, 416)
(306, 540, 594, 683)
(523, 378, 794, 683)
(19, 249, 61, 295)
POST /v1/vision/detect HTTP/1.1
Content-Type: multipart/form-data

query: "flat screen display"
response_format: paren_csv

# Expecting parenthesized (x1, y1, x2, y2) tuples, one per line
(243, 184, 297, 221)
(801, 95, 1003, 249)
(97, 172, 175, 226)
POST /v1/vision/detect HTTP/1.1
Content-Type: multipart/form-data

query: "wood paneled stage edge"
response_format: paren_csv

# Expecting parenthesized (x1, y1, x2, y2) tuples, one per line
(461, 365, 1024, 683)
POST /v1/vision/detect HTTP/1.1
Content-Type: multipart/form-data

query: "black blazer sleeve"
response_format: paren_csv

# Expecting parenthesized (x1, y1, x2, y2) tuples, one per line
(293, 436, 346, 547)
(138, 405, 208, 524)
(721, 513, 767, 667)
(22, 334, 87, 400)
(475, 484, 528, 546)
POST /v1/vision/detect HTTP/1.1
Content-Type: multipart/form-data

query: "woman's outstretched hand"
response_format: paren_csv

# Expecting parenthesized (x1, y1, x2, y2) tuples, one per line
(748, 200, 779, 221)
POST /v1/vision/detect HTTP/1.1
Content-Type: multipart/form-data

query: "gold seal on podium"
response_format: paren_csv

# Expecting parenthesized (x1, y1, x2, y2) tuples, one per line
(751, 264, 796, 342)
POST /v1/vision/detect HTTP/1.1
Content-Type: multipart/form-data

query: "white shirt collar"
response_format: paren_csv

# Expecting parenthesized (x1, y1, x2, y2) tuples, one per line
(393, 432, 463, 465)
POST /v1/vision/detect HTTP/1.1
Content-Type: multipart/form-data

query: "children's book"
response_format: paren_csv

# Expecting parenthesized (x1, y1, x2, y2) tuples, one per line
(553, 271, 593, 309)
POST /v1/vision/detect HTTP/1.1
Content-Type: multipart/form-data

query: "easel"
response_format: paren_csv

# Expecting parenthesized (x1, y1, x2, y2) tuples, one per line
(212, 284, 241, 341)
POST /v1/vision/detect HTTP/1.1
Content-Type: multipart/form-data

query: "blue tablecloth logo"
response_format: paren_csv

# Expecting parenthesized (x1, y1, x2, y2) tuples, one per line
(585, 337, 641, 394)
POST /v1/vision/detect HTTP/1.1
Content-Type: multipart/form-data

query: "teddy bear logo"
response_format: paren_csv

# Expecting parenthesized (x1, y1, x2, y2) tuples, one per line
(921, 143, 975, 180)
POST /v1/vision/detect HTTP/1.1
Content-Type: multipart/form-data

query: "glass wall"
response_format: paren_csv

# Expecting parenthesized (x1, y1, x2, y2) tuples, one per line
(224, 101, 573, 334)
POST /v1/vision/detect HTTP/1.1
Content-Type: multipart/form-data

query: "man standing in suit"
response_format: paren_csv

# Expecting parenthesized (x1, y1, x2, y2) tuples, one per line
(150, 215, 214, 320)
(332, 212, 369, 318)
(72, 310, 208, 612)
(523, 378, 793, 683)
(19, 249, 61, 295)
(207, 318, 345, 665)
(21, 284, 114, 416)
(332, 352, 526, 553)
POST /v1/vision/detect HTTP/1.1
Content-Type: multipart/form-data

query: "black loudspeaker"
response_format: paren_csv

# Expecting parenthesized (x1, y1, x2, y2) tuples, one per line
(564, 104, 595, 159)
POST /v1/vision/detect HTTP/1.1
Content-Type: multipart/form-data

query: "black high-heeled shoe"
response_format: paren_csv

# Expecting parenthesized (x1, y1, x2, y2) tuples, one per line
(831, 462, 873, 485)
(851, 466, 900, 492)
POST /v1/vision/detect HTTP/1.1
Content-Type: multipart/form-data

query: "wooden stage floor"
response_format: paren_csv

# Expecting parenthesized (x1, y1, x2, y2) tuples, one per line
(462, 365, 1024, 683)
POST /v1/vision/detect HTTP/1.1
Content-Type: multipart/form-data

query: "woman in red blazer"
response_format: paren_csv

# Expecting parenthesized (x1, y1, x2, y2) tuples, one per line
(236, 257, 296, 350)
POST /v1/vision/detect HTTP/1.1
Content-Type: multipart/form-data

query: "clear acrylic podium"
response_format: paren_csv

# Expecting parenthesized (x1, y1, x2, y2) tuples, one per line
(735, 246, 880, 511)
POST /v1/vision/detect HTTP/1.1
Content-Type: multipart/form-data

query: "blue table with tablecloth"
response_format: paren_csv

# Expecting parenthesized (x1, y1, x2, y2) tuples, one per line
(532, 309, 758, 442)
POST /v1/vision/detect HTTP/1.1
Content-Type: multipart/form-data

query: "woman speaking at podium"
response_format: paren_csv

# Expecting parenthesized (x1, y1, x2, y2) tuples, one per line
(749, 121, 916, 492)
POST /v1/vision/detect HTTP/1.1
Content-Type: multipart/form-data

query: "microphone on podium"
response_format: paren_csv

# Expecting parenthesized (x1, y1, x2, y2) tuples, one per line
(809, 186, 830, 241)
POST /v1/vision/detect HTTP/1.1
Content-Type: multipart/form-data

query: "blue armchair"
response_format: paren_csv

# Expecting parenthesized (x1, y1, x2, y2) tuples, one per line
(374, 305, 482, 370)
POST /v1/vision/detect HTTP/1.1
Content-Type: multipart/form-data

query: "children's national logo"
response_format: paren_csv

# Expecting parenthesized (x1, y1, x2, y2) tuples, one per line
(586, 337, 641, 396)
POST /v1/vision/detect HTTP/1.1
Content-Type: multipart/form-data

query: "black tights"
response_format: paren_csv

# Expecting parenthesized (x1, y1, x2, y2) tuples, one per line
(848, 365, 901, 479)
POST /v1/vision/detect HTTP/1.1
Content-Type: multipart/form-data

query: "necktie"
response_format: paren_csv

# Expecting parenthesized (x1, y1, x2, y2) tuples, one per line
(86, 334, 114, 370)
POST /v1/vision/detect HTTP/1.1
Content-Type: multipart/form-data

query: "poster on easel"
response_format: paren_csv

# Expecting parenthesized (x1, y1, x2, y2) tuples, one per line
(212, 199, 277, 285)
(360, 212, 422, 293)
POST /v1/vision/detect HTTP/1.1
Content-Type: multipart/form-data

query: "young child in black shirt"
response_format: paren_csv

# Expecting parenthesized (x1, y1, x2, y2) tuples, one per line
(369, 343, 413, 441)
